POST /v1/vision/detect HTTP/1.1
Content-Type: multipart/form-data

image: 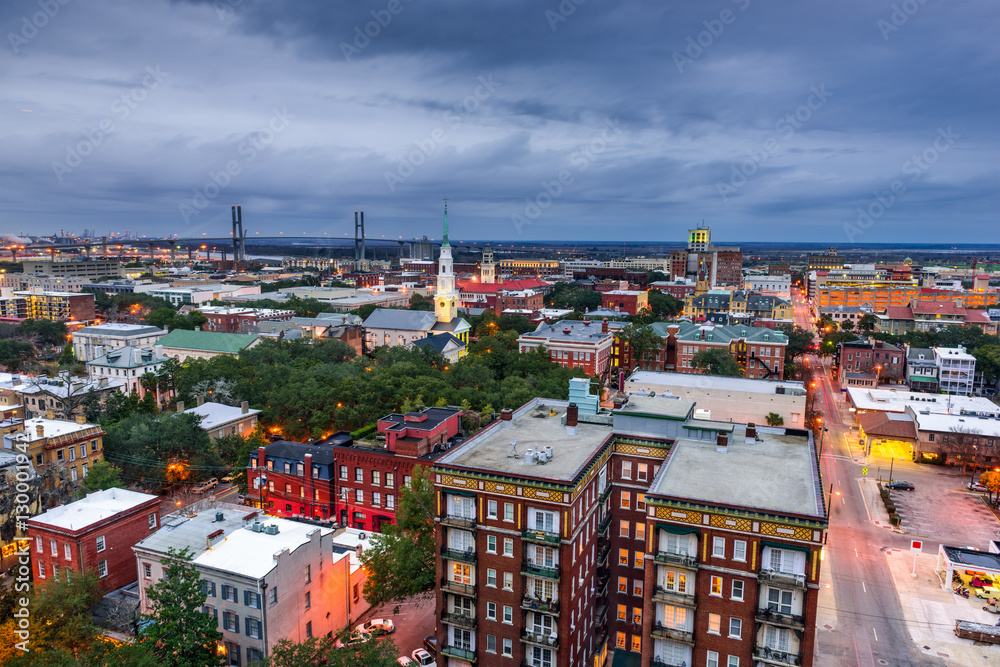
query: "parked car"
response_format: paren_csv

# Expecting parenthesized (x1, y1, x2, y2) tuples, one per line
(357, 618, 395, 635)
(397, 658, 415, 666)
(411, 649, 436, 666)
(333, 630, 368, 648)
(221, 474, 235, 483)
(886, 480, 915, 491)
(192, 478, 218, 494)
(423, 634, 438, 655)
(969, 482, 988, 492)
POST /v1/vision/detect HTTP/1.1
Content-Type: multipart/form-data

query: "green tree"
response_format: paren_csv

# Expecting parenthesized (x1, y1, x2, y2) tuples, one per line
(19, 319, 69, 347)
(0, 339, 35, 370)
(409, 293, 434, 311)
(765, 412, 784, 426)
(820, 330, 858, 355)
(690, 348, 743, 377)
(858, 312, 877, 332)
(840, 319, 855, 331)
(780, 325, 814, 363)
(144, 548, 222, 667)
(80, 461, 123, 493)
(59, 343, 76, 366)
(145, 308, 177, 330)
(972, 344, 1000, 385)
(23, 570, 103, 658)
(647, 290, 683, 318)
(361, 465, 436, 611)
(617, 323, 661, 371)
(260, 635, 398, 667)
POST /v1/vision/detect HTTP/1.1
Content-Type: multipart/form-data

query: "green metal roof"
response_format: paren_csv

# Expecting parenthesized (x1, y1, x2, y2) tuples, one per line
(908, 374, 938, 382)
(157, 329, 259, 354)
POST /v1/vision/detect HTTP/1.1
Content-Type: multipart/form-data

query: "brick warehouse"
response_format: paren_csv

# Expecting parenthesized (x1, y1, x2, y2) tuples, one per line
(27, 487, 161, 593)
(248, 407, 463, 532)
(428, 391, 826, 667)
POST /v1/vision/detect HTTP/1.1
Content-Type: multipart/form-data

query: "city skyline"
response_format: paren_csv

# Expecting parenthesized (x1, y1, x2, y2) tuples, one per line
(3, 1, 997, 243)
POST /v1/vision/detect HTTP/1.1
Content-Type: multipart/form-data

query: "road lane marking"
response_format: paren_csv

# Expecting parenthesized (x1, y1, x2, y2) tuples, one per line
(872, 627, 878, 642)
(862, 581, 867, 593)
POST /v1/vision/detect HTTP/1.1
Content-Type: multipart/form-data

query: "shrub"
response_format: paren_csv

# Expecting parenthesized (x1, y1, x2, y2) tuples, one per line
(350, 424, 378, 440)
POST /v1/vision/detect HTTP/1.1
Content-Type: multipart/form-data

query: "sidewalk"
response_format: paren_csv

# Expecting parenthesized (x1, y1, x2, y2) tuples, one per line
(885, 549, 1000, 666)
(857, 477, 900, 532)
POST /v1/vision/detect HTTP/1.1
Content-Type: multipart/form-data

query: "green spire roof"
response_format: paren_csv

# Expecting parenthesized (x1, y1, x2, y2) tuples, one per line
(442, 200, 450, 247)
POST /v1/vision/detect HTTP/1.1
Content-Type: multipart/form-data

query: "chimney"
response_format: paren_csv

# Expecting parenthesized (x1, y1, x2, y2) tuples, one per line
(257, 446, 267, 470)
(133, 348, 141, 364)
(745, 422, 757, 443)
(241, 401, 249, 414)
(176, 400, 185, 413)
(602, 318, 609, 333)
(500, 409, 513, 426)
(716, 432, 729, 451)
(75, 414, 86, 425)
(304, 453, 312, 483)
(197, 395, 205, 407)
(46, 409, 55, 420)
(35, 424, 44, 438)
(155, 344, 163, 357)
(566, 403, 578, 436)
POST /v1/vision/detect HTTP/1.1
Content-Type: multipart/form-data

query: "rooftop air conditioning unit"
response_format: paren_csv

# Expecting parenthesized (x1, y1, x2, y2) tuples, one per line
(264, 525, 279, 535)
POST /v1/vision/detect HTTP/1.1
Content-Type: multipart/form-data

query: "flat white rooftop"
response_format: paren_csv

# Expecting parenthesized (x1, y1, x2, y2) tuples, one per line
(651, 426, 823, 518)
(616, 395, 694, 420)
(911, 412, 1000, 437)
(436, 399, 611, 482)
(7, 417, 101, 442)
(29, 487, 156, 531)
(847, 388, 999, 416)
(184, 402, 260, 430)
(627, 370, 806, 396)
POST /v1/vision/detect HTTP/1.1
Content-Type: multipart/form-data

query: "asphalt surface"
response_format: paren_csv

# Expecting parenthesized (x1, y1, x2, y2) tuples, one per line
(795, 293, 948, 667)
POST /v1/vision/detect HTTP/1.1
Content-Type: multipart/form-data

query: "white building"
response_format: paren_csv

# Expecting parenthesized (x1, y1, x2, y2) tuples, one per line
(182, 401, 261, 441)
(935, 345, 977, 396)
(147, 284, 261, 307)
(744, 274, 791, 297)
(72, 323, 168, 362)
(134, 506, 339, 666)
(86, 346, 171, 399)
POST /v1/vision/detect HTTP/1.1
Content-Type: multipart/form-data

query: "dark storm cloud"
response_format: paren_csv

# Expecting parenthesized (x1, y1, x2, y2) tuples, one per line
(1, 0, 996, 242)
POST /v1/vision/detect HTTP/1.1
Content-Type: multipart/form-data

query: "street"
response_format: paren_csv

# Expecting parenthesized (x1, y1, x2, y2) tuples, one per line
(794, 292, 949, 667)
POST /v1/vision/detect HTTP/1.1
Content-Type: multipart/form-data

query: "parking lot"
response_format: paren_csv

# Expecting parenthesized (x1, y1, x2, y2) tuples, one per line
(364, 594, 437, 663)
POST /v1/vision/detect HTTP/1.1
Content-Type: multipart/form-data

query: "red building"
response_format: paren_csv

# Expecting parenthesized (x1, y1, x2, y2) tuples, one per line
(517, 320, 615, 378)
(601, 290, 649, 316)
(494, 289, 544, 316)
(650, 280, 697, 300)
(248, 407, 464, 532)
(201, 307, 295, 333)
(27, 487, 161, 593)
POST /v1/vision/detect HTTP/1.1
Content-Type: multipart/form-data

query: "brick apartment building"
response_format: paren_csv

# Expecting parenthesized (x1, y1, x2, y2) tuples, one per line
(650, 280, 697, 300)
(573, 268, 650, 288)
(27, 487, 161, 592)
(248, 407, 463, 532)
(495, 289, 544, 316)
(517, 320, 615, 379)
(834, 338, 904, 383)
(428, 391, 826, 667)
(199, 307, 295, 334)
(602, 290, 649, 316)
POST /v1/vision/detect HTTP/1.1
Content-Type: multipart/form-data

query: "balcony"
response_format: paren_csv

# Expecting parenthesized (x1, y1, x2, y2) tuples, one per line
(755, 607, 805, 630)
(596, 542, 610, 566)
(440, 514, 476, 530)
(597, 514, 612, 538)
(651, 659, 687, 667)
(520, 629, 559, 648)
(440, 577, 476, 598)
(441, 644, 477, 662)
(595, 601, 608, 626)
(595, 574, 608, 597)
(654, 551, 699, 570)
(754, 646, 801, 666)
(441, 610, 476, 629)
(651, 623, 694, 645)
(441, 545, 476, 563)
(521, 595, 560, 615)
(522, 561, 560, 580)
(652, 586, 695, 607)
(522, 527, 561, 546)
(598, 484, 612, 504)
(757, 569, 807, 589)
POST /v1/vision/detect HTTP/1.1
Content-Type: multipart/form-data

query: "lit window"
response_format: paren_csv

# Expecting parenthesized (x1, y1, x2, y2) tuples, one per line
(616, 632, 626, 648)
(620, 491, 631, 509)
(708, 613, 721, 634)
(619, 520, 630, 537)
(617, 604, 626, 621)
(632, 607, 642, 625)
(637, 494, 646, 511)
(631, 634, 641, 652)
(619, 549, 629, 566)
(711, 576, 723, 596)
(635, 551, 644, 568)
(635, 523, 645, 541)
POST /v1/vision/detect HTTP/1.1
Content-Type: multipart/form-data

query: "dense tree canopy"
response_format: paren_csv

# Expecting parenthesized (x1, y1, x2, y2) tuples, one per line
(691, 348, 744, 377)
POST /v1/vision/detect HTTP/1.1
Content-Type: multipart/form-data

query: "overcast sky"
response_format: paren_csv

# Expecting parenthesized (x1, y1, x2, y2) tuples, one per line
(2, 0, 997, 244)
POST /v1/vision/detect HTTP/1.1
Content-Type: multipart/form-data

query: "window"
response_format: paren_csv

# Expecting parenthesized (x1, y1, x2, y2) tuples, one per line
(371, 470, 380, 485)
(52, 564, 59, 580)
(98, 560, 108, 578)
(712, 536, 725, 558)
(635, 523, 645, 541)
(305, 564, 311, 584)
(221, 585, 238, 603)
(502, 638, 512, 656)
(143, 563, 152, 579)
(620, 491, 631, 509)
(246, 616, 262, 639)
(708, 613, 721, 634)
(729, 617, 742, 639)
(637, 493, 646, 511)
(355, 489, 363, 503)
(633, 579, 643, 597)
(486, 568, 497, 587)
(269, 587, 278, 606)
(355, 467, 363, 482)
(728, 656, 740, 667)
(38, 561, 45, 578)
(339, 465, 347, 480)
(710, 576, 723, 596)
(202, 580, 217, 597)
(386, 494, 394, 509)
(618, 576, 628, 593)
(731, 580, 744, 601)
(767, 588, 794, 615)
(304, 591, 311, 609)
(621, 461, 632, 479)
(764, 625, 791, 652)
(619, 520, 630, 537)
(637, 462, 648, 481)
(403, 474, 411, 487)
(503, 537, 513, 557)
(487, 500, 497, 519)
(452, 563, 472, 585)
(486, 634, 496, 653)
(35, 536, 41, 553)
(502, 605, 513, 623)
(486, 602, 497, 620)
(707, 652, 720, 667)
(616, 632, 626, 648)
(372, 492, 381, 507)
(634, 551, 644, 568)
(147, 512, 158, 529)
(487, 535, 497, 553)
(619, 548, 629, 566)
(631, 635, 641, 652)
(733, 539, 746, 562)
(50, 539, 57, 556)
(617, 604, 627, 621)
(284, 483, 292, 494)
(96, 535, 106, 552)
(223, 611, 239, 632)
(503, 502, 514, 522)
(503, 572, 513, 591)
(632, 607, 642, 625)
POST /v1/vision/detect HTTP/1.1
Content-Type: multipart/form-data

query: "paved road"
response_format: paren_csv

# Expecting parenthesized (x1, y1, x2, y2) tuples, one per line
(792, 291, 946, 667)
